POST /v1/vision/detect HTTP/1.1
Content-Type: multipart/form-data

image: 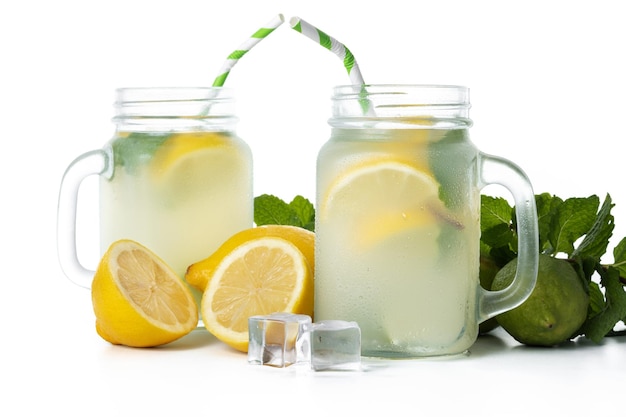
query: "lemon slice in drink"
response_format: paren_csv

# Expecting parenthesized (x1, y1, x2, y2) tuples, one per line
(200, 235, 314, 352)
(320, 159, 450, 248)
(150, 132, 230, 177)
(91, 239, 198, 347)
(149, 132, 247, 201)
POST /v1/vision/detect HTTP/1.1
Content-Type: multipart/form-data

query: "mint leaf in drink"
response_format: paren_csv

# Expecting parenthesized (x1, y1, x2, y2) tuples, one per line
(111, 132, 170, 176)
(428, 129, 474, 210)
(254, 194, 315, 231)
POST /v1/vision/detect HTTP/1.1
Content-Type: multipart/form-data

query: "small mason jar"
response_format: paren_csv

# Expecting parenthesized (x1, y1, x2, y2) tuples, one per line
(57, 87, 253, 304)
(314, 85, 538, 358)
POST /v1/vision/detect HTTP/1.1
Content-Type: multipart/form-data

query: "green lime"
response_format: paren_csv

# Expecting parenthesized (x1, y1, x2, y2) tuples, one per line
(492, 254, 589, 346)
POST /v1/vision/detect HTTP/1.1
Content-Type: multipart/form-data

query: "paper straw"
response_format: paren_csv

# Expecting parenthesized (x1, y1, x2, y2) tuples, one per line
(289, 16, 365, 86)
(212, 14, 285, 87)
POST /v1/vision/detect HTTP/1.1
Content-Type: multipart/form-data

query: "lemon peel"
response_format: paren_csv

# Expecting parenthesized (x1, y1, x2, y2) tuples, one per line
(91, 239, 198, 347)
(198, 234, 314, 352)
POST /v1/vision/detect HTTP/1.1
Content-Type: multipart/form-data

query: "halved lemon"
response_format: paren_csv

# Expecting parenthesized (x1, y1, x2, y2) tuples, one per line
(200, 235, 314, 352)
(185, 225, 314, 293)
(91, 239, 198, 347)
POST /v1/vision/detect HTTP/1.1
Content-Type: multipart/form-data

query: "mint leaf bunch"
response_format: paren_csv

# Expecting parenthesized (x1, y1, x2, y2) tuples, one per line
(481, 192, 626, 342)
(254, 194, 315, 232)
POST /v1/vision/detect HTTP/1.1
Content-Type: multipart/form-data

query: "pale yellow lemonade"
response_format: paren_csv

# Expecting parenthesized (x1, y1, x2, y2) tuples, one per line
(315, 128, 481, 357)
(100, 131, 253, 303)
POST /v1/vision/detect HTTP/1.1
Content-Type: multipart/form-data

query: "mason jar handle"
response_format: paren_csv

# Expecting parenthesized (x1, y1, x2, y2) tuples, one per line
(477, 152, 539, 323)
(57, 149, 110, 289)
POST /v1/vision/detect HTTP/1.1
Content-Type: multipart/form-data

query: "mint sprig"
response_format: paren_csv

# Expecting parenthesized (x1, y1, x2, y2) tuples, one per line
(481, 192, 626, 342)
(254, 194, 315, 232)
(111, 132, 170, 176)
(579, 264, 626, 342)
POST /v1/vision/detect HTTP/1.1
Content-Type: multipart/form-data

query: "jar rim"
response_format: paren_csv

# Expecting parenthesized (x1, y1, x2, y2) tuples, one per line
(114, 87, 235, 103)
(112, 87, 238, 131)
(332, 84, 469, 104)
(330, 84, 471, 127)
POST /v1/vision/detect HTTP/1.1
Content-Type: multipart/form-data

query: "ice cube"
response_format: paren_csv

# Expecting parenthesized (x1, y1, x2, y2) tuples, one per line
(247, 313, 312, 367)
(309, 320, 361, 371)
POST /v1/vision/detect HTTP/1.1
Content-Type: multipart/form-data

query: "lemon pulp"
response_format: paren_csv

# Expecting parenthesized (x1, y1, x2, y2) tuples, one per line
(91, 239, 198, 347)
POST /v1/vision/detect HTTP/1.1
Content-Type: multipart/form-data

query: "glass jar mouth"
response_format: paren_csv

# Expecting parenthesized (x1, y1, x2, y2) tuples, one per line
(114, 87, 234, 104)
(112, 87, 238, 131)
(333, 84, 469, 103)
(331, 84, 471, 128)
(333, 84, 469, 95)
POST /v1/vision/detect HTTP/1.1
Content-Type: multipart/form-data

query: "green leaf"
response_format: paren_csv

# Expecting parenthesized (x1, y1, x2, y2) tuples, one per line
(535, 193, 562, 254)
(480, 195, 514, 249)
(572, 194, 614, 259)
(570, 255, 597, 293)
(587, 280, 606, 320)
(480, 191, 626, 344)
(612, 237, 626, 278)
(548, 196, 599, 257)
(580, 265, 626, 343)
(429, 129, 474, 210)
(488, 245, 518, 268)
(254, 194, 299, 227)
(289, 195, 315, 232)
(253, 194, 315, 231)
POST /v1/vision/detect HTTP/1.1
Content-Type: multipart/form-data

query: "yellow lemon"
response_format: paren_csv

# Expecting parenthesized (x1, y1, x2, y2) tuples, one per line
(185, 225, 314, 293)
(199, 235, 314, 352)
(320, 159, 455, 248)
(91, 239, 198, 347)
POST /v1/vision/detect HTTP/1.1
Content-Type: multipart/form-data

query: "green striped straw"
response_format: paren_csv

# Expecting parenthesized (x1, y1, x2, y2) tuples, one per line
(289, 16, 372, 114)
(289, 16, 365, 86)
(212, 14, 285, 87)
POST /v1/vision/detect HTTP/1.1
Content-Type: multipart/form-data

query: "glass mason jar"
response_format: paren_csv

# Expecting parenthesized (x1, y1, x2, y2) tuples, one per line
(315, 85, 538, 358)
(57, 87, 253, 305)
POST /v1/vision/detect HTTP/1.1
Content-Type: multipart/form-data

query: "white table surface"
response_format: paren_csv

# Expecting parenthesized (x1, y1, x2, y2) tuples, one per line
(5, 276, 624, 416)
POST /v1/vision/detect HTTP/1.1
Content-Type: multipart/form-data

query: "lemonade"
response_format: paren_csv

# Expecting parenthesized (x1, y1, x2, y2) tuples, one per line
(100, 130, 253, 300)
(316, 127, 481, 357)
(315, 85, 539, 358)
(57, 88, 254, 298)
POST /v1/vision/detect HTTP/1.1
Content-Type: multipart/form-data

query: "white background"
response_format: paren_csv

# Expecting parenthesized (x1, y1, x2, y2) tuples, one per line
(2, 0, 625, 415)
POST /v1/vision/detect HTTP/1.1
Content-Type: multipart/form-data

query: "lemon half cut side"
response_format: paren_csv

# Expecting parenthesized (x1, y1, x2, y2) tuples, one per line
(185, 225, 315, 294)
(200, 236, 314, 352)
(91, 239, 199, 347)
